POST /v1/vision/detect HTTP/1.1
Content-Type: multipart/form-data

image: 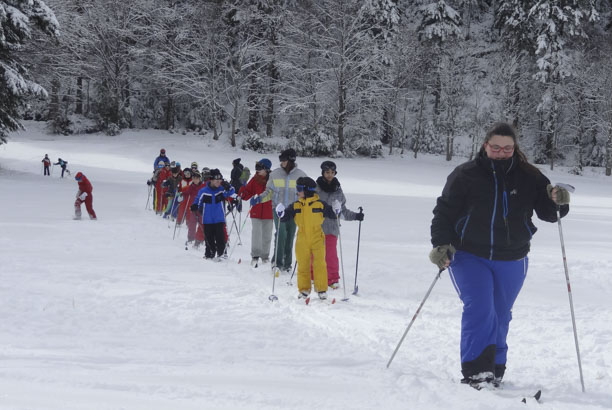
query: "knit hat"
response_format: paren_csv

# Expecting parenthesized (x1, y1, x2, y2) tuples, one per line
(209, 168, 223, 180)
(279, 148, 296, 162)
(160, 148, 166, 154)
(320, 160, 337, 174)
(191, 161, 198, 169)
(232, 158, 241, 166)
(201, 167, 211, 180)
(256, 158, 272, 171)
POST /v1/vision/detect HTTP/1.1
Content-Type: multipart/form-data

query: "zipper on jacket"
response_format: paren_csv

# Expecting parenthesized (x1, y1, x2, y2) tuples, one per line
(489, 163, 498, 260)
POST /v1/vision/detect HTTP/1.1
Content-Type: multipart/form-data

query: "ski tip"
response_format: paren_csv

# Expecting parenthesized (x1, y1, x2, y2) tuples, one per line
(238, 258, 241, 264)
(305, 297, 310, 305)
(331, 298, 336, 304)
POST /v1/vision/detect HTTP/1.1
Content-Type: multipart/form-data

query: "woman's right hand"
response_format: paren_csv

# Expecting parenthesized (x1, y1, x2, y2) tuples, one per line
(429, 244, 456, 269)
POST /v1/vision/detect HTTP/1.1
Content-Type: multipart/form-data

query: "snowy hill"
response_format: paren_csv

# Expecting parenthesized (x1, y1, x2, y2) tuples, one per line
(1, 122, 611, 409)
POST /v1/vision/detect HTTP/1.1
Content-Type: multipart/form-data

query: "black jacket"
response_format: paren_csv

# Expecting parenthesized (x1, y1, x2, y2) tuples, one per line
(431, 152, 569, 261)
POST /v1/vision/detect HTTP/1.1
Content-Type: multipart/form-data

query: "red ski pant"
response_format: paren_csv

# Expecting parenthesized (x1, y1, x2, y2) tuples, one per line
(75, 195, 97, 219)
(311, 234, 339, 285)
(186, 210, 204, 242)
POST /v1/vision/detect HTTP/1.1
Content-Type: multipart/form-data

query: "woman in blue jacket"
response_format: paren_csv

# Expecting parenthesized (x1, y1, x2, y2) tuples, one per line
(191, 168, 235, 260)
(429, 122, 571, 389)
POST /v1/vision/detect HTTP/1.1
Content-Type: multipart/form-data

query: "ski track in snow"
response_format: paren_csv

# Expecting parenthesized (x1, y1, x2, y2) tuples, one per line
(1, 122, 611, 409)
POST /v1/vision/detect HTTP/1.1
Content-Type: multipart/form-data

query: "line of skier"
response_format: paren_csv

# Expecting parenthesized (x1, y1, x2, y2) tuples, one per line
(146, 147, 364, 301)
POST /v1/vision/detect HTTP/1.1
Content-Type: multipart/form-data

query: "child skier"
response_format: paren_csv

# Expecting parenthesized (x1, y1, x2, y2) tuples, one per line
(154, 162, 172, 214)
(238, 158, 273, 267)
(54, 158, 70, 178)
(184, 171, 205, 248)
(191, 169, 236, 260)
(42, 154, 51, 176)
(315, 160, 364, 288)
(74, 172, 97, 220)
(276, 176, 339, 300)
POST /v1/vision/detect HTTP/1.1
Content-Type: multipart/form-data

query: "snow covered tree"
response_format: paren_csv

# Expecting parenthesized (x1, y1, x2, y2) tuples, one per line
(0, 0, 58, 144)
(529, 0, 599, 169)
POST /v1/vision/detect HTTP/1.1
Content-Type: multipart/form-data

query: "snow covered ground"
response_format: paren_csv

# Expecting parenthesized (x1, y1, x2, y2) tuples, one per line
(1, 121, 611, 410)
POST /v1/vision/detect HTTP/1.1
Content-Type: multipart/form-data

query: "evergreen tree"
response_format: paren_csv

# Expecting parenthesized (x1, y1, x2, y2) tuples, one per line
(0, 0, 58, 144)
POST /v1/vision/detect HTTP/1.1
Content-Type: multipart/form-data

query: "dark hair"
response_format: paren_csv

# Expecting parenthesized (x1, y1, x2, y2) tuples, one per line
(480, 122, 541, 175)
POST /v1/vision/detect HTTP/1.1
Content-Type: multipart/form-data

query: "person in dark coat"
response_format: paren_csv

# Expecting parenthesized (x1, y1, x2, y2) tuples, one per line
(154, 148, 169, 170)
(42, 154, 51, 176)
(429, 122, 571, 389)
(54, 158, 70, 178)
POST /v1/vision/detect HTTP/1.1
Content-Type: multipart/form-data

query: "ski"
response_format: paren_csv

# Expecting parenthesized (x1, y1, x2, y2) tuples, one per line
(305, 296, 336, 305)
(521, 390, 542, 404)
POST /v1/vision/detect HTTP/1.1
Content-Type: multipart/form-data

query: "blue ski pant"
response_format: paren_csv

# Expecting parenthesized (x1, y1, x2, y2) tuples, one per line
(448, 251, 527, 377)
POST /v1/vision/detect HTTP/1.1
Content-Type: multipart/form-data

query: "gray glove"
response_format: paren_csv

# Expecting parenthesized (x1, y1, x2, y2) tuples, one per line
(546, 184, 570, 205)
(429, 244, 456, 270)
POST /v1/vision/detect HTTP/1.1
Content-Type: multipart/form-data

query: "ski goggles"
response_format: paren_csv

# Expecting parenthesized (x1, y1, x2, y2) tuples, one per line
(296, 184, 315, 193)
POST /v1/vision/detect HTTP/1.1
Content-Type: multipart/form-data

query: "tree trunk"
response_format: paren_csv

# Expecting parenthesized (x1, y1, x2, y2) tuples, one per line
(337, 82, 346, 153)
(75, 77, 83, 115)
(247, 76, 259, 132)
(165, 90, 174, 130)
(231, 99, 238, 147)
(49, 78, 60, 120)
(265, 61, 278, 137)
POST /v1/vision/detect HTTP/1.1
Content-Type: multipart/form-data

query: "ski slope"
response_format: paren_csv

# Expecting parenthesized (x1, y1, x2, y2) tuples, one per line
(1, 122, 611, 409)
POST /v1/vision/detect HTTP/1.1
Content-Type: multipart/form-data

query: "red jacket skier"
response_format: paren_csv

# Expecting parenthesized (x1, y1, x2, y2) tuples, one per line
(74, 172, 97, 220)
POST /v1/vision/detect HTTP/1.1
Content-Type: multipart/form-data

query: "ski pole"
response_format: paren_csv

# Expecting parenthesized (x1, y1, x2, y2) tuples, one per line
(287, 260, 297, 286)
(145, 184, 153, 210)
(173, 195, 190, 240)
(353, 206, 363, 295)
(335, 215, 349, 302)
(387, 268, 444, 369)
(269, 213, 283, 301)
(554, 183, 584, 392)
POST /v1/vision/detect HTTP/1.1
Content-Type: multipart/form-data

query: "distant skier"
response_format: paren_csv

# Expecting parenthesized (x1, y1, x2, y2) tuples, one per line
(74, 172, 97, 220)
(42, 154, 51, 176)
(229, 158, 244, 213)
(183, 171, 205, 249)
(191, 169, 236, 260)
(54, 158, 70, 178)
(238, 158, 273, 267)
(154, 148, 169, 170)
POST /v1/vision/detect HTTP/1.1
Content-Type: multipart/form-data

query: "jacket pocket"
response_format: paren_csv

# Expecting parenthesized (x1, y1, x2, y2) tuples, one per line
(455, 213, 472, 243)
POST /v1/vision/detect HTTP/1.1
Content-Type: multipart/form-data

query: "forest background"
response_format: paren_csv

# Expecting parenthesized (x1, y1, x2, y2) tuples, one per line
(2, 0, 612, 174)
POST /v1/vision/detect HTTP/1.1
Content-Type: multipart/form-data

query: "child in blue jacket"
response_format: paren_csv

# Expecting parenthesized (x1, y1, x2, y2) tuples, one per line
(191, 168, 236, 260)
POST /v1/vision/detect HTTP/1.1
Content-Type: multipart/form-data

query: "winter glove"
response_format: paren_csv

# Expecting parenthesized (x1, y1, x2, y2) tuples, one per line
(147, 180, 152, 186)
(332, 199, 342, 215)
(222, 180, 231, 191)
(355, 211, 364, 221)
(190, 204, 198, 212)
(546, 184, 571, 205)
(78, 192, 88, 201)
(177, 194, 183, 203)
(276, 203, 285, 218)
(250, 195, 261, 206)
(428, 244, 456, 270)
